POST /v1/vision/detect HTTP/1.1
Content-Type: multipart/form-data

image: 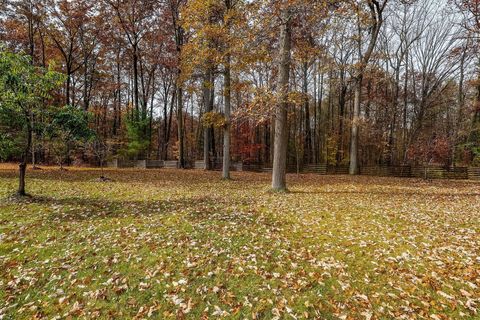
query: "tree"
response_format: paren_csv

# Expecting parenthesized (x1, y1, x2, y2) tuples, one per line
(106, 0, 158, 120)
(167, 0, 186, 168)
(181, 0, 249, 177)
(0, 49, 64, 195)
(348, 0, 387, 175)
(46, 104, 94, 169)
(272, 8, 293, 191)
(1, 0, 478, 174)
(270, 1, 331, 191)
(121, 112, 151, 160)
(86, 137, 111, 179)
(45, 0, 95, 106)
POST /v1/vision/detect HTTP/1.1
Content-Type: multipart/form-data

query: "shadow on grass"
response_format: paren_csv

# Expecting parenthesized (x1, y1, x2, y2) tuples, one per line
(0, 168, 223, 184)
(287, 189, 480, 197)
(19, 194, 253, 223)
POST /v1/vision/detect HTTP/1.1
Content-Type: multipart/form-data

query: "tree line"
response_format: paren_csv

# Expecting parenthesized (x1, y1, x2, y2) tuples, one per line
(1, 0, 480, 192)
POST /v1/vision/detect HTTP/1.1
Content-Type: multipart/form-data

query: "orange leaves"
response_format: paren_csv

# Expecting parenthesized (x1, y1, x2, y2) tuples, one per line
(201, 111, 227, 128)
(1, 168, 480, 318)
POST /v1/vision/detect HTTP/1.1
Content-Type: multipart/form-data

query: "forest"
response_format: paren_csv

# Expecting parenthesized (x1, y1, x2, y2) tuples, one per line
(1, 0, 480, 319)
(1, 0, 480, 192)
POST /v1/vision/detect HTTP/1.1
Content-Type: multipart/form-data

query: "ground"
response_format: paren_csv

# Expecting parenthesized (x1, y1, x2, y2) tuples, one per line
(0, 165, 479, 320)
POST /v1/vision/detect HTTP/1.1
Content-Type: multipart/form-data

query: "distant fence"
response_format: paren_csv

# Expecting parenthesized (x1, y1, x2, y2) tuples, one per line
(107, 159, 136, 168)
(106, 159, 479, 180)
(194, 160, 243, 171)
(241, 164, 479, 180)
(468, 167, 480, 180)
(108, 159, 164, 169)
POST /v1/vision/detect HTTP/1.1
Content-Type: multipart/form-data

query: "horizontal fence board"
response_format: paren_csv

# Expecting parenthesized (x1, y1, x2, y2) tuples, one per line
(164, 161, 179, 169)
(410, 166, 468, 179)
(145, 160, 164, 168)
(107, 159, 136, 168)
(240, 164, 477, 180)
(303, 164, 327, 174)
(389, 166, 412, 177)
(468, 167, 480, 180)
(327, 166, 349, 175)
(242, 164, 264, 172)
(194, 161, 205, 169)
(194, 160, 243, 171)
(105, 159, 478, 180)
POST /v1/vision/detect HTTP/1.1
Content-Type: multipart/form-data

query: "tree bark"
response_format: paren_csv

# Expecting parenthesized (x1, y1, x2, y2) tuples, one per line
(132, 44, 140, 118)
(302, 61, 311, 164)
(337, 74, 347, 166)
(349, 0, 385, 175)
(18, 122, 32, 196)
(175, 23, 185, 168)
(272, 11, 292, 191)
(349, 76, 362, 175)
(18, 162, 27, 196)
(387, 68, 400, 165)
(66, 71, 71, 106)
(203, 69, 214, 170)
(222, 54, 231, 179)
(177, 86, 185, 168)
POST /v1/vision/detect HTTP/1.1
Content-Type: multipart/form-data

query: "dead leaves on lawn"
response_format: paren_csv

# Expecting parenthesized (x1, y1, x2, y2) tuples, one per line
(0, 168, 479, 319)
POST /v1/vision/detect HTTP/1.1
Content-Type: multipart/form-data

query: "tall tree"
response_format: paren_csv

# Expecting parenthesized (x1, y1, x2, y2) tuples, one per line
(0, 50, 64, 195)
(45, 0, 94, 106)
(106, 0, 157, 119)
(349, 0, 387, 174)
(272, 8, 292, 191)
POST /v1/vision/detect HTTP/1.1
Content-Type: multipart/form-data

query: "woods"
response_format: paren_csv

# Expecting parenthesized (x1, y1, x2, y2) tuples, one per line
(1, 0, 480, 191)
(1, 1, 480, 318)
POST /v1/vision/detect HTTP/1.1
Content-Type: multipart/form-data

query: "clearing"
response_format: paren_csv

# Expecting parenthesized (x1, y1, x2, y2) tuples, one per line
(0, 167, 479, 319)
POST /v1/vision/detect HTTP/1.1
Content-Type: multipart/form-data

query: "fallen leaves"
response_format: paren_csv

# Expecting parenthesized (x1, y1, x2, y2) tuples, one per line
(0, 168, 479, 319)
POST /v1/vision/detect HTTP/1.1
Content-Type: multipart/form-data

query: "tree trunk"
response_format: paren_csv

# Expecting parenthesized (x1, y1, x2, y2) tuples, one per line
(133, 45, 140, 118)
(31, 113, 37, 169)
(203, 69, 214, 170)
(83, 54, 89, 111)
(18, 162, 27, 196)
(148, 76, 155, 158)
(18, 124, 32, 196)
(349, 0, 385, 174)
(402, 52, 409, 161)
(336, 79, 347, 166)
(349, 76, 362, 175)
(174, 23, 185, 168)
(222, 54, 231, 179)
(318, 72, 324, 162)
(388, 68, 400, 165)
(272, 11, 292, 191)
(302, 61, 311, 164)
(177, 86, 185, 168)
(66, 71, 71, 106)
(164, 83, 175, 160)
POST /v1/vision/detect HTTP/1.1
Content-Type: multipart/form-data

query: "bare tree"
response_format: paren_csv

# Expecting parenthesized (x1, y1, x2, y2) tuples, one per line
(349, 0, 387, 174)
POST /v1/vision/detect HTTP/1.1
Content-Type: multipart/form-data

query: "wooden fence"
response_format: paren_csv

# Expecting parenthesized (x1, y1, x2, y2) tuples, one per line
(106, 159, 479, 181)
(108, 159, 165, 169)
(107, 159, 136, 168)
(241, 164, 479, 181)
(164, 161, 179, 169)
(194, 160, 243, 171)
(468, 167, 480, 180)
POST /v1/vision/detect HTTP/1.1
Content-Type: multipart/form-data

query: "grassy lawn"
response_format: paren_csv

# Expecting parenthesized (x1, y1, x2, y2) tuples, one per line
(0, 166, 479, 319)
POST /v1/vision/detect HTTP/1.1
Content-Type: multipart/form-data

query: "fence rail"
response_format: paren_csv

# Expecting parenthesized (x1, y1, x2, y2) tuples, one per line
(106, 159, 479, 181)
(468, 167, 480, 180)
(241, 164, 479, 181)
(107, 159, 136, 168)
(194, 160, 243, 171)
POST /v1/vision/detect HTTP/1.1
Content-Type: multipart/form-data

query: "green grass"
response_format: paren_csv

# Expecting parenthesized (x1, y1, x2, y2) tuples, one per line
(0, 167, 479, 319)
